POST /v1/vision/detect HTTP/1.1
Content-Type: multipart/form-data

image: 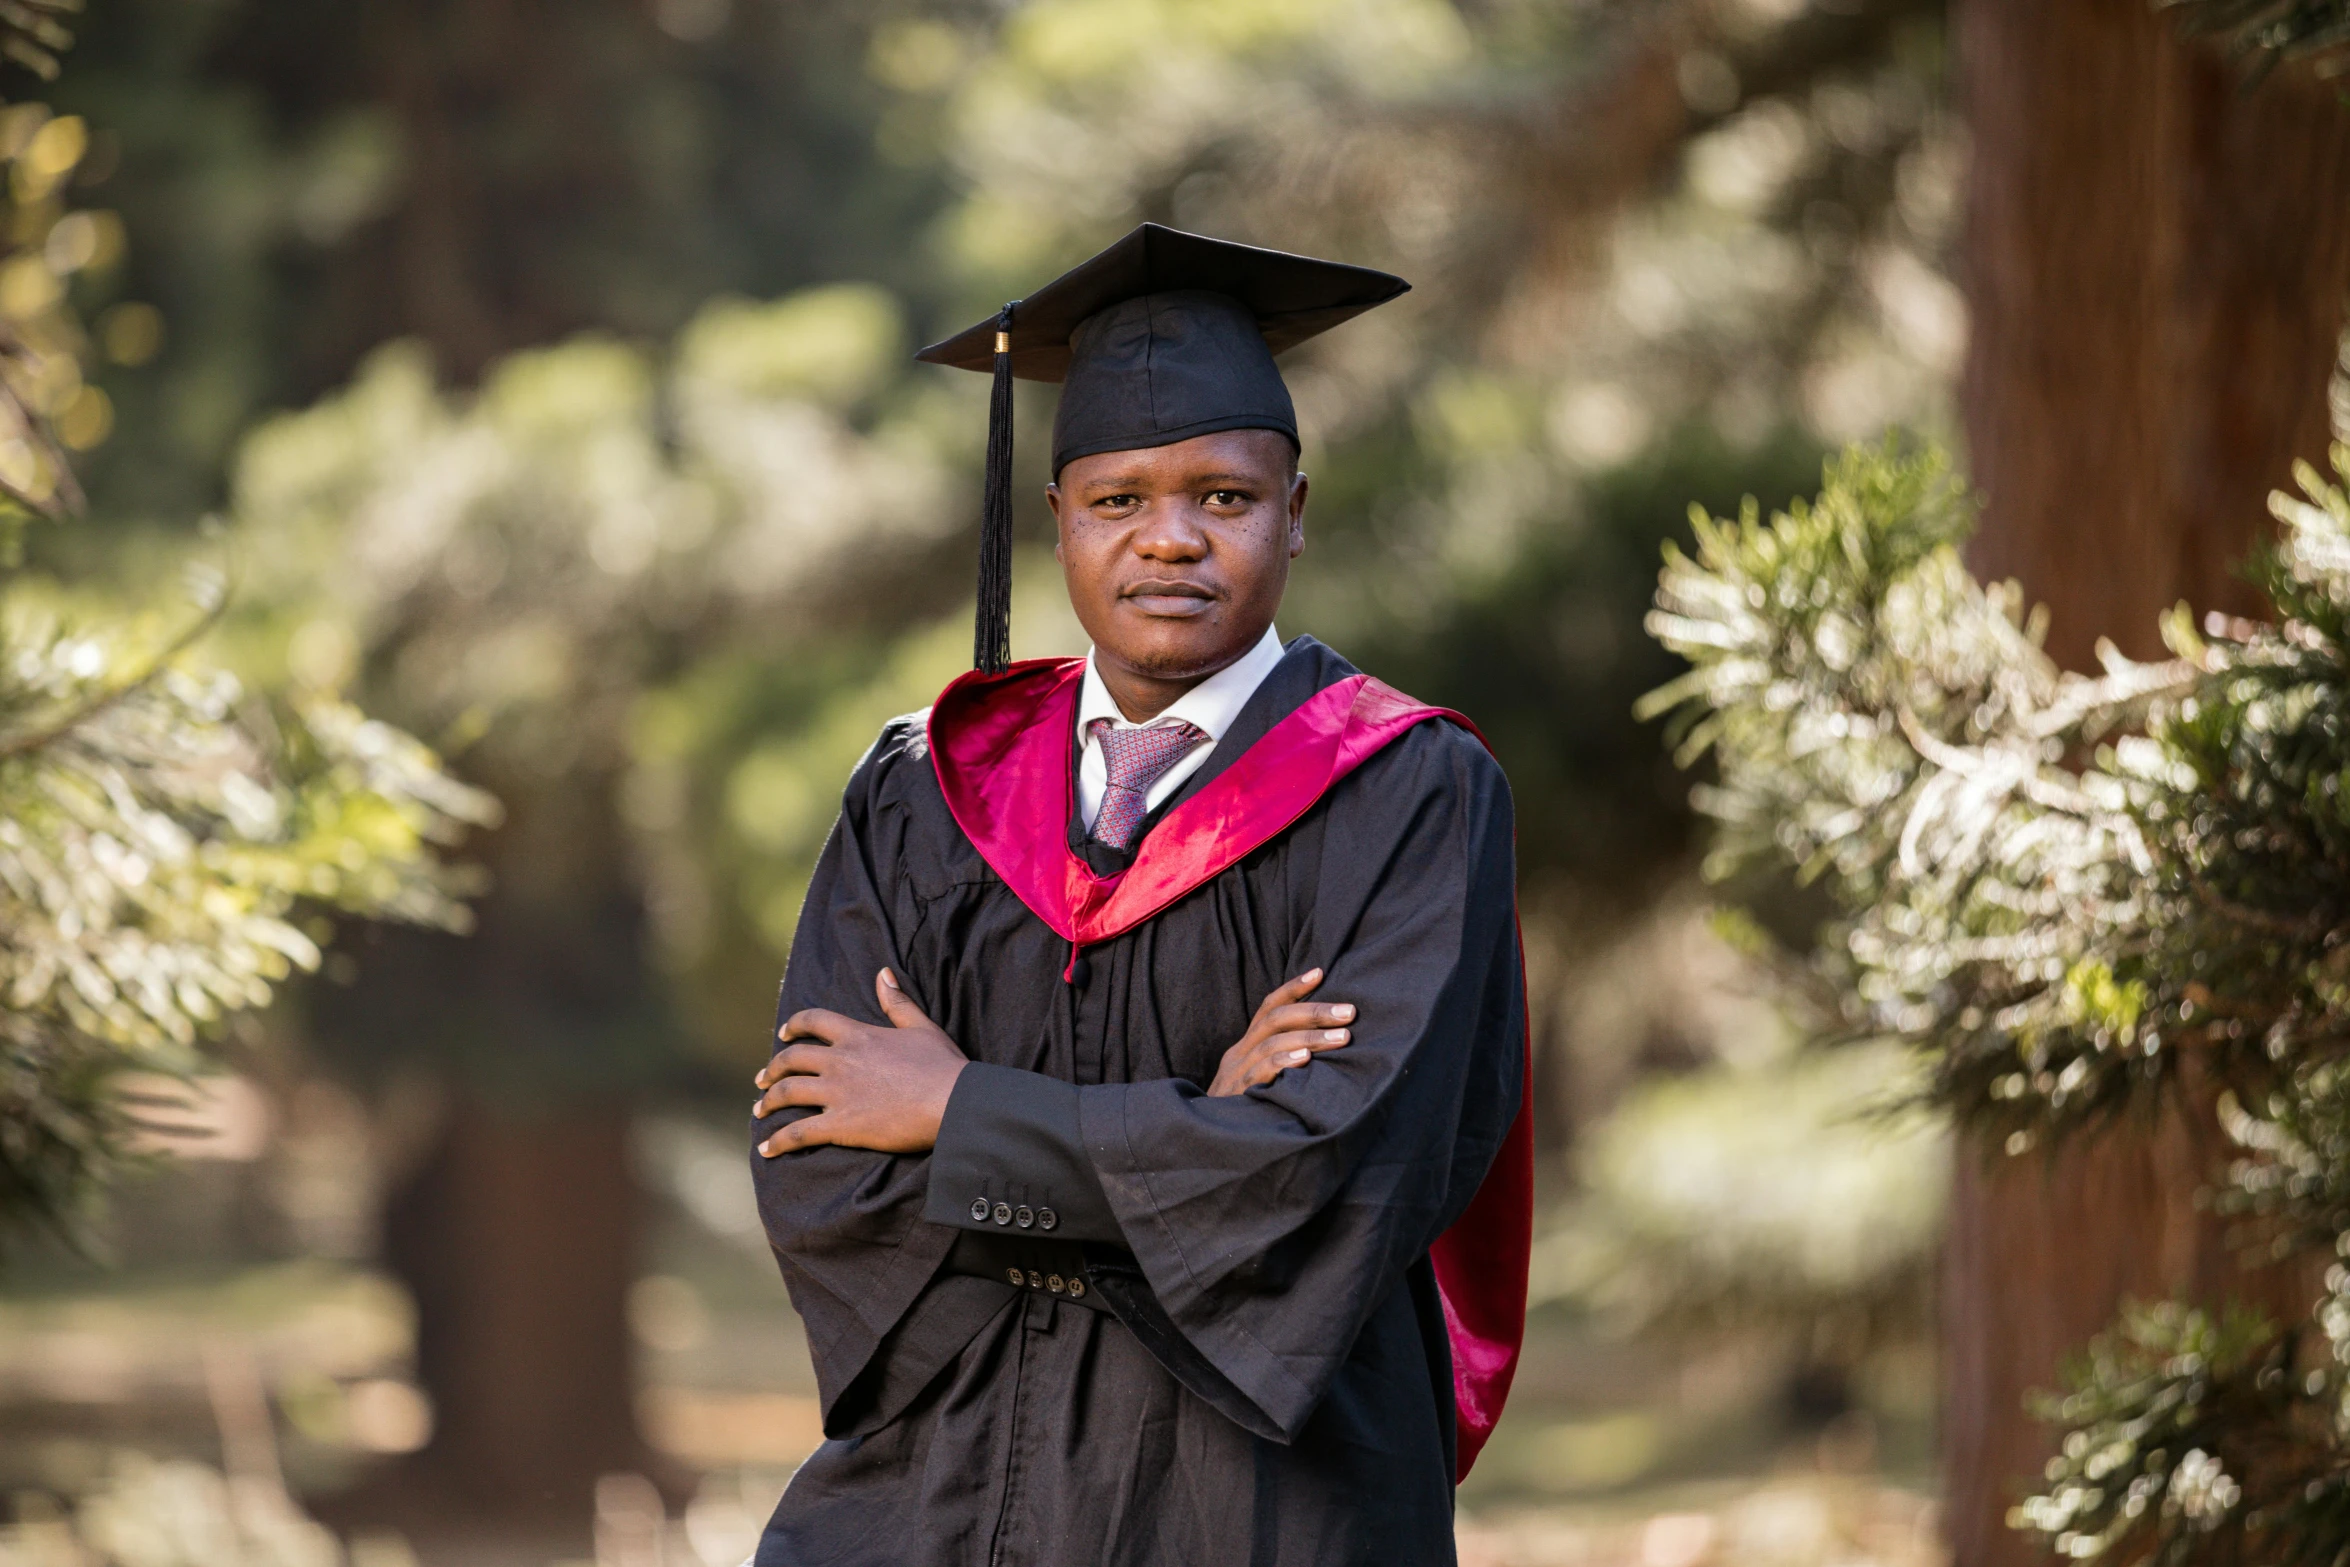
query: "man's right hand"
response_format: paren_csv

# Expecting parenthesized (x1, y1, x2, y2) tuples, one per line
(1207, 969, 1355, 1097)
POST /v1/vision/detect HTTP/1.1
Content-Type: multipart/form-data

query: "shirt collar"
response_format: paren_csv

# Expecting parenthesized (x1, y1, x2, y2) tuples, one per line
(1077, 623, 1286, 742)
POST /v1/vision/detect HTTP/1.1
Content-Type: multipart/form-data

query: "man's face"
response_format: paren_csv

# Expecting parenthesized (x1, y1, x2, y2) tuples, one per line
(1048, 428, 1307, 687)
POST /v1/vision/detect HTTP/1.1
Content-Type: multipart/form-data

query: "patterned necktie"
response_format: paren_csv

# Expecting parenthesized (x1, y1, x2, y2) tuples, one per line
(1087, 716, 1207, 850)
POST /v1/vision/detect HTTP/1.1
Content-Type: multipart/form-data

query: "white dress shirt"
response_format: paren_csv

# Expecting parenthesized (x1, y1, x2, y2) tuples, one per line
(1076, 624, 1287, 832)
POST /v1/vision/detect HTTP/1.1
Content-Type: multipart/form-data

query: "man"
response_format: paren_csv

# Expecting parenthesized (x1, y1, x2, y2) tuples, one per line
(747, 225, 1531, 1566)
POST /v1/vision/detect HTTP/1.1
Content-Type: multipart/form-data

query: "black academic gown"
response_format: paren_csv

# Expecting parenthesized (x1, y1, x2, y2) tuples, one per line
(749, 637, 1524, 1567)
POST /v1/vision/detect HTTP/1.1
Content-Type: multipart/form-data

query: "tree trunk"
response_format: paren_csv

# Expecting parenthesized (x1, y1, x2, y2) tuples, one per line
(314, 765, 679, 1545)
(1948, 3, 2350, 1562)
(376, 1100, 653, 1530)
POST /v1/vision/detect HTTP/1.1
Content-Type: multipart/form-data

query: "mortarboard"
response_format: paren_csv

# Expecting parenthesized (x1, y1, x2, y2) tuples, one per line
(917, 224, 1410, 673)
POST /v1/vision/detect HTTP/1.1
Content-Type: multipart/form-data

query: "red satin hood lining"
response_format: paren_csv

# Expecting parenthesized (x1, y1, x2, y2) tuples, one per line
(927, 659, 1444, 947)
(924, 657, 1529, 1482)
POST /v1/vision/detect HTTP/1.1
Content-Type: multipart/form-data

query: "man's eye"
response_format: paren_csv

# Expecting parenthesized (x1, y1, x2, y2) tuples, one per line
(1093, 494, 1140, 509)
(1205, 490, 1248, 507)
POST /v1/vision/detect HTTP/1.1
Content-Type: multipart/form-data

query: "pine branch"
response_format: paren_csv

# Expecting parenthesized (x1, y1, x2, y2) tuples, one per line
(0, 316, 86, 519)
(0, 592, 223, 759)
(2012, 1302, 2339, 1567)
(0, 616, 499, 1249)
(1645, 437, 2350, 1561)
(1644, 440, 2350, 1142)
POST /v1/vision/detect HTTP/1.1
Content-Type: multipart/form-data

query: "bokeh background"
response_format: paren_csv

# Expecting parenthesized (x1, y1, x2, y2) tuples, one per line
(0, 1, 2338, 1564)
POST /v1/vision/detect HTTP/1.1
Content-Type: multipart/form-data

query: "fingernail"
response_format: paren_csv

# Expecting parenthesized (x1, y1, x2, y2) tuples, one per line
(753, 1071, 766, 1088)
(1333, 1004, 1355, 1020)
(1325, 1029, 1348, 1043)
(1305, 968, 1323, 982)
(880, 968, 900, 989)
(1286, 1050, 1310, 1064)
(758, 1138, 774, 1156)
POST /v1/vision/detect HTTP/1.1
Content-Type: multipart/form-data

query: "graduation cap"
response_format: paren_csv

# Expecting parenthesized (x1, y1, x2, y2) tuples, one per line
(917, 223, 1410, 673)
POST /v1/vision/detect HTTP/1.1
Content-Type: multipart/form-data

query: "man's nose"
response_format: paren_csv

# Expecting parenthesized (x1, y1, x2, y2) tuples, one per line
(1132, 499, 1209, 561)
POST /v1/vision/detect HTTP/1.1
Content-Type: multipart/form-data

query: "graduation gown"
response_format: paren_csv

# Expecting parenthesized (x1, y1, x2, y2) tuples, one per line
(749, 636, 1529, 1567)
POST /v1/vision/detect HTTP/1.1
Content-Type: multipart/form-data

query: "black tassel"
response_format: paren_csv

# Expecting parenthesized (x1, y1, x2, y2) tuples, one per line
(974, 300, 1018, 674)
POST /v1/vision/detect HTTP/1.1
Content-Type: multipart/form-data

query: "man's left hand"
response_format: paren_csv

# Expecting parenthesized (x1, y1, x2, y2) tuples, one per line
(755, 969, 968, 1156)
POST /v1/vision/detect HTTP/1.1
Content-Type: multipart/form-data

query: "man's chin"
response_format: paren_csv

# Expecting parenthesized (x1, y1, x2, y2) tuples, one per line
(1102, 627, 1253, 684)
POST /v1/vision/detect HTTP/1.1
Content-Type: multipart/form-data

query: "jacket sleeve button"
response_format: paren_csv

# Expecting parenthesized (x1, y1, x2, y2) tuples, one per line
(1046, 1274, 1065, 1293)
(1066, 1277, 1086, 1299)
(1027, 1270, 1044, 1290)
(1036, 1207, 1058, 1231)
(1006, 1267, 1025, 1286)
(1015, 1206, 1034, 1229)
(992, 1202, 1013, 1226)
(970, 1198, 991, 1223)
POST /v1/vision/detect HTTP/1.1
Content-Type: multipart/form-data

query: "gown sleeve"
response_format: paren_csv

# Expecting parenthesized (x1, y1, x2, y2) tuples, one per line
(926, 1062, 1125, 1239)
(923, 721, 1525, 1443)
(749, 718, 1005, 1438)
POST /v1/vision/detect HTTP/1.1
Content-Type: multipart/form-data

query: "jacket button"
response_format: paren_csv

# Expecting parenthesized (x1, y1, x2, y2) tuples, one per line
(969, 1198, 991, 1223)
(1046, 1274, 1065, 1293)
(1026, 1270, 1044, 1290)
(1036, 1207, 1059, 1231)
(1006, 1267, 1025, 1286)
(1015, 1206, 1034, 1229)
(1066, 1277, 1086, 1299)
(993, 1202, 1012, 1225)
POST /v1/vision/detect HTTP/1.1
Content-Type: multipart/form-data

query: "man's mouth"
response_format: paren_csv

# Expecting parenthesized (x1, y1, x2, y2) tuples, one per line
(1121, 580, 1219, 617)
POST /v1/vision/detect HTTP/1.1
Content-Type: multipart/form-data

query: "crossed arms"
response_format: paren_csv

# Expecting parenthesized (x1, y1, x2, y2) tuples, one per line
(753, 967, 1359, 1156)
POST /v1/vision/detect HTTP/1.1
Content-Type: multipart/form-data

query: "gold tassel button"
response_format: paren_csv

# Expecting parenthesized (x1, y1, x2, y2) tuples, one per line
(995, 331, 1010, 354)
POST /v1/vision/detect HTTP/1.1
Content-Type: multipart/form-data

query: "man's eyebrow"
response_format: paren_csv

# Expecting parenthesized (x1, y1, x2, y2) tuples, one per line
(1188, 473, 1264, 487)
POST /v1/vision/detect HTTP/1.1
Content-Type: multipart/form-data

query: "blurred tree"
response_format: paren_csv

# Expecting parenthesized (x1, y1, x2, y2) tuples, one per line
(1946, 4, 2350, 1561)
(3, 0, 960, 1533)
(1544, 1031, 1947, 1420)
(1646, 432, 2350, 1564)
(222, 291, 969, 1532)
(0, 2, 491, 1253)
(43, 0, 951, 524)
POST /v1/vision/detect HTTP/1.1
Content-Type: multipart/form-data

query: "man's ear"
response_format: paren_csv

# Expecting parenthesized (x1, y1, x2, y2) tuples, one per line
(1045, 482, 1065, 563)
(1287, 471, 1309, 557)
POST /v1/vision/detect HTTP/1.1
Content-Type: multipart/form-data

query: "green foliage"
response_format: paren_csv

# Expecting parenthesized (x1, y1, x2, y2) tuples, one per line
(1644, 436, 2350, 1146)
(1643, 441, 2191, 1141)
(638, 560, 1083, 965)
(217, 287, 979, 1077)
(0, 577, 494, 1247)
(1357, 423, 1830, 899)
(0, 24, 494, 1251)
(1553, 1040, 1946, 1333)
(2014, 1302, 2350, 1567)
(0, 87, 127, 523)
(45, 0, 950, 525)
(1644, 437, 2350, 1559)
